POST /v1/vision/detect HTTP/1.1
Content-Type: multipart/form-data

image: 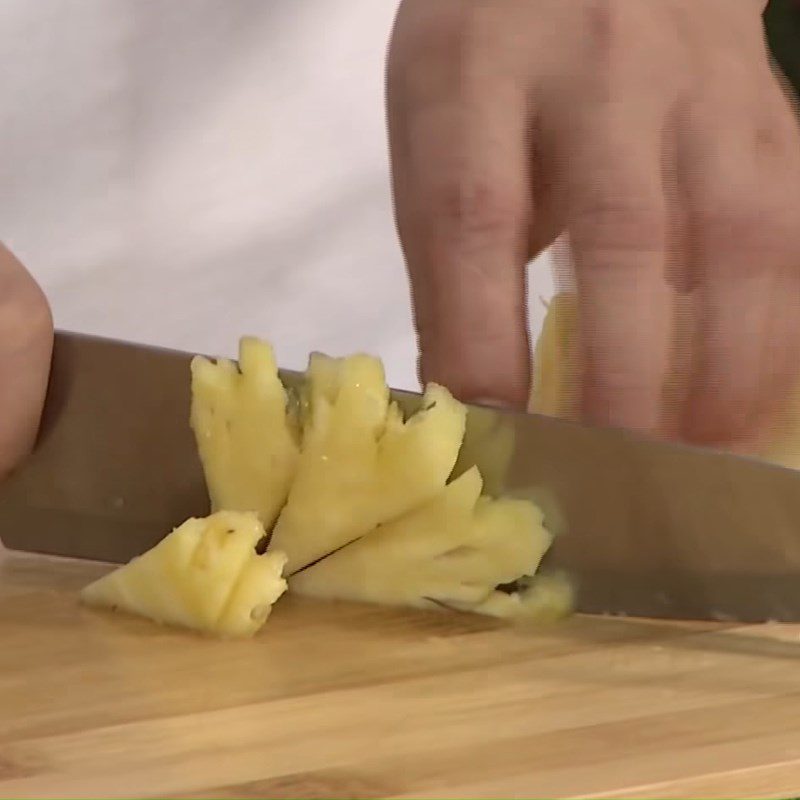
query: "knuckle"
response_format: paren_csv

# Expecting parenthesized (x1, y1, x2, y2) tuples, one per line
(570, 189, 666, 259)
(694, 203, 798, 269)
(581, 0, 633, 79)
(428, 178, 522, 244)
(584, 0, 622, 56)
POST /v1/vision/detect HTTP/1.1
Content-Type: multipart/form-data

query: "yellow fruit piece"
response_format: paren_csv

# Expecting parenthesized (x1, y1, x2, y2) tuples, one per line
(80, 511, 287, 638)
(269, 352, 467, 574)
(530, 293, 580, 420)
(216, 550, 289, 637)
(531, 292, 800, 470)
(289, 467, 553, 617)
(472, 573, 574, 622)
(190, 338, 299, 528)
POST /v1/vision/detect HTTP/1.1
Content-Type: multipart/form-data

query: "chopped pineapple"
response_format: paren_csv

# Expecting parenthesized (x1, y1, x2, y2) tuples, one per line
(289, 467, 555, 618)
(269, 352, 467, 574)
(81, 336, 563, 637)
(472, 573, 575, 622)
(530, 293, 580, 420)
(80, 511, 287, 637)
(190, 338, 299, 528)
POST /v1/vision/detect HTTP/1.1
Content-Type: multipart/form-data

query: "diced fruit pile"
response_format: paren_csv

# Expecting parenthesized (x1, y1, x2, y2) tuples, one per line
(81, 338, 571, 637)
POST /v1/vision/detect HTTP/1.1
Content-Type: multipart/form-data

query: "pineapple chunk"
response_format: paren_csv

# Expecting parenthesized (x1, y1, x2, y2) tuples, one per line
(190, 338, 299, 528)
(472, 573, 574, 622)
(269, 352, 467, 574)
(530, 293, 580, 420)
(80, 511, 287, 637)
(289, 467, 554, 617)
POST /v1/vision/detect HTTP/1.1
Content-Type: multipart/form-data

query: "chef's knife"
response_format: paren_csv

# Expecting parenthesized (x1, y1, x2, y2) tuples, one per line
(2, 330, 800, 623)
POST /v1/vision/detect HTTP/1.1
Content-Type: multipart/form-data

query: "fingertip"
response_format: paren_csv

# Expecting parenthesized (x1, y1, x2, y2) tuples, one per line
(418, 338, 531, 412)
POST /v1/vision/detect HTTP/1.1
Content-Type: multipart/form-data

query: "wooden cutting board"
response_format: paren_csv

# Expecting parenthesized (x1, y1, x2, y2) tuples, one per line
(2, 551, 800, 799)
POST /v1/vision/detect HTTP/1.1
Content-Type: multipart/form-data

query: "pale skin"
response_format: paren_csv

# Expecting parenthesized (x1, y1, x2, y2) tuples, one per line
(388, 0, 800, 448)
(3, 0, 800, 475)
(0, 244, 53, 480)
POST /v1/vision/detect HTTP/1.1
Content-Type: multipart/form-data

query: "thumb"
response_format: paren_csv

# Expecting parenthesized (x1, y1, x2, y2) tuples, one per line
(0, 243, 54, 478)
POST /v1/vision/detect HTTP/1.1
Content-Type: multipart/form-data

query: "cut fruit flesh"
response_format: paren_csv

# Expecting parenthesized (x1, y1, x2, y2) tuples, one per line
(190, 337, 299, 528)
(82, 335, 563, 637)
(269, 352, 467, 574)
(289, 467, 558, 618)
(80, 510, 287, 638)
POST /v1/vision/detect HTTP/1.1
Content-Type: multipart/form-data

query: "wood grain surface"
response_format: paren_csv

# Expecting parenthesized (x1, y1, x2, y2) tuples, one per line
(2, 550, 800, 799)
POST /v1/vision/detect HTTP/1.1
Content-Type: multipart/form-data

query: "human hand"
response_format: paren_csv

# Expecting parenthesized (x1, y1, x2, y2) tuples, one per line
(0, 243, 53, 479)
(387, 0, 800, 449)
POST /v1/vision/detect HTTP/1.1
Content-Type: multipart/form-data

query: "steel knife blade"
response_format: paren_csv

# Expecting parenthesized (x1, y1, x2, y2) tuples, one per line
(2, 330, 800, 622)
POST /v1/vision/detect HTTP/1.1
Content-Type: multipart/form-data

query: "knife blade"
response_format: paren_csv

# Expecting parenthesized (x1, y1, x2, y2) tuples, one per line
(2, 330, 800, 623)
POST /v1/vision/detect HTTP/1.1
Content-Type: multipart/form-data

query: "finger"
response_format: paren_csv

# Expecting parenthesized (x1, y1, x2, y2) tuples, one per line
(562, 109, 674, 435)
(0, 243, 54, 478)
(387, 6, 534, 409)
(680, 107, 800, 447)
(752, 86, 800, 450)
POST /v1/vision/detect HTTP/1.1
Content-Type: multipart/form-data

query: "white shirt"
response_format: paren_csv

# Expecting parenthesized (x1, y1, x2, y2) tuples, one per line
(0, 0, 554, 391)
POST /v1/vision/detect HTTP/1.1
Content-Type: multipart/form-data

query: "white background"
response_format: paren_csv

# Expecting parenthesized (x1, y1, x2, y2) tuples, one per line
(0, 0, 554, 391)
